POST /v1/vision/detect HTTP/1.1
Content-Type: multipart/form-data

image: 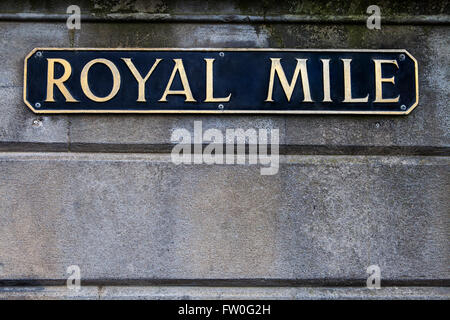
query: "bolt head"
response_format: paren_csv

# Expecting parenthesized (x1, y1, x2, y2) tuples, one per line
(32, 119, 42, 127)
(35, 102, 41, 108)
(399, 54, 405, 61)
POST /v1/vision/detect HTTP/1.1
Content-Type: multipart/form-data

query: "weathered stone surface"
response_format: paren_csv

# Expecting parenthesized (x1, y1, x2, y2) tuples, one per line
(0, 22, 68, 147)
(0, 87, 68, 148)
(0, 286, 448, 300)
(0, 22, 70, 87)
(98, 286, 450, 300)
(0, 153, 447, 281)
(0, 286, 99, 300)
(1, 0, 447, 17)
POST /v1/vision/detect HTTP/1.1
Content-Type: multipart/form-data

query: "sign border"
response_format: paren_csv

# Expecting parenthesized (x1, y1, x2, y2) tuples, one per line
(23, 48, 419, 115)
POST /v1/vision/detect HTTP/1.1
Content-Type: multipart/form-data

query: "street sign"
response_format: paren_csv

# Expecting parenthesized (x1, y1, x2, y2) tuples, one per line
(24, 48, 418, 114)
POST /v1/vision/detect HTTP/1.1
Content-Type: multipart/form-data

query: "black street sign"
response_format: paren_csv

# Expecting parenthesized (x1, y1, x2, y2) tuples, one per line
(24, 48, 418, 114)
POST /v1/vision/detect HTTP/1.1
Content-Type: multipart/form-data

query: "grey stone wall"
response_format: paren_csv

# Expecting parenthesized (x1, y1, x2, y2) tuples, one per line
(0, 0, 448, 299)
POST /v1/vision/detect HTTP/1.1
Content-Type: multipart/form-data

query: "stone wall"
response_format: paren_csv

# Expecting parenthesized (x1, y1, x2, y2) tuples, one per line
(0, 0, 448, 299)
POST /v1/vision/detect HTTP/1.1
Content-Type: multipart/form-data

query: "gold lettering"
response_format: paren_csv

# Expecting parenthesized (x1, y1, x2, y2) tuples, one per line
(321, 59, 332, 102)
(373, 59, 400, 103)
(265, 58, 313, 102)
(204, 58, 231, 102)
(159, 59, 196, 102)
(341, 58, 369, 103)
(122, 58, 161, 102)
(80, 58, 121, 102)
(45, 58, 78, 102)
